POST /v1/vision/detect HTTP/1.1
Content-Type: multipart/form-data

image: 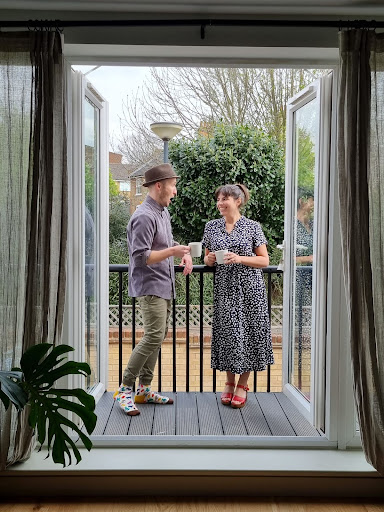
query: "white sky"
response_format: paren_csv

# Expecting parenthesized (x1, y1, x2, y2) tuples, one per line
(72, 65, 150, 152)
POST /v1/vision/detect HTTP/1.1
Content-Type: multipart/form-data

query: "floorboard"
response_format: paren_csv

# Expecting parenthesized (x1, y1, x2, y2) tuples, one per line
(152, 392, 176, 435)
(127, 401, 155, 436)
(196, 392, 223, 436)
(215, 392, 248, 436)
(104, 399, 131, 435)
(93, 391, 322, 438)
(256, 393, 297, 436)
(92, 391, 114, 435)
(176, 391, 199, 435)
(275, 392, 321, 437)
(241, 393, 272, 436)
(2, 498, 383, 511)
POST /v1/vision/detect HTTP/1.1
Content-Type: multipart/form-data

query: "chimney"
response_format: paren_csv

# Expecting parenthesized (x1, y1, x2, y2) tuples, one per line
(109, 152, 123, 164)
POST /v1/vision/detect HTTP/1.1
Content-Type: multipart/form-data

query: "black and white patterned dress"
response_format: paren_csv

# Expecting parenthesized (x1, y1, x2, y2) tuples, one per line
(202, 216, 274, 374)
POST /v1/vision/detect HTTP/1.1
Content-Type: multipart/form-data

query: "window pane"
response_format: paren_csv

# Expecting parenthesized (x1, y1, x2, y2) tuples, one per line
(119, 181, 130, 192)
(290, 98, 317, 401)
(84, 97, 99, 390)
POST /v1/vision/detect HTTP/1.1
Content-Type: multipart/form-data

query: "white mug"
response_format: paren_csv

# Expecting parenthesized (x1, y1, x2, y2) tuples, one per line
(188, 242, 202, 258)
(215, 249, 228, 264)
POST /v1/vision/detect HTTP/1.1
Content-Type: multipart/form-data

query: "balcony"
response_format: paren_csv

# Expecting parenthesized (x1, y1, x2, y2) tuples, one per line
(90, 265, 319, 441)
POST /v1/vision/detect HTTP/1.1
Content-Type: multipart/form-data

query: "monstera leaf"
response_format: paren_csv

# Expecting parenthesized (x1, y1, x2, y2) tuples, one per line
(0, 343, 97, 467)
(0, 370, 27, 411)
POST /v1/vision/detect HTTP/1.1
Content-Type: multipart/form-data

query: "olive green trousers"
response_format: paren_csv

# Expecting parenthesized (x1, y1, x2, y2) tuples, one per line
(122, 295, 171, 388)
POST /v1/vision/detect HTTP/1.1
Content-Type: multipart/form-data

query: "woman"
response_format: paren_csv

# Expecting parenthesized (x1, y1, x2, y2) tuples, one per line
(296, 189, 314, 266)
(295, 189, 314, 321)
(202, 184, 274, 408)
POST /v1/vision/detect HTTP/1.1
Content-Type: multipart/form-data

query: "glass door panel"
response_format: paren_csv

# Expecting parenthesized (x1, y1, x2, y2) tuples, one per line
(71, 69, 109, 400)
(283, 74, 332, 424)
(84, 96, 99, 390)
(290, 99, 317, 399)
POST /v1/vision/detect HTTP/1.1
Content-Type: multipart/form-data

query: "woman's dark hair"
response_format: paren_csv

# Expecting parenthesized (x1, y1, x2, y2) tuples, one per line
(297, 186, 314, 210)
(215, 183, 250, 207)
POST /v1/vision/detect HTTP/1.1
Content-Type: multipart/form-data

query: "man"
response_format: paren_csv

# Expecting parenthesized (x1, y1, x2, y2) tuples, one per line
(114, 163, 192, 416)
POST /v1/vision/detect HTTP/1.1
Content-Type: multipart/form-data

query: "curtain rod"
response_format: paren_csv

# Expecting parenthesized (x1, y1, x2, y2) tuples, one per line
(1, 18, 384, 29)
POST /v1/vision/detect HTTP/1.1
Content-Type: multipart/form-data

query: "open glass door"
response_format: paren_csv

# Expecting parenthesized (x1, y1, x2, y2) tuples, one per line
(282, 73, 333, 428)
(71, 70, 109, 402)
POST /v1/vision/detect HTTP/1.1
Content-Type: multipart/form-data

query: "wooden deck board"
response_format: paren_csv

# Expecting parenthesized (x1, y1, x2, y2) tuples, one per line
(256, 393, 296, 436)
(274, 392, 321, 436)
(104, 399, 131, 435)
(241, 393, 272, 436)
(151, 392, 176, 436)
(176, 392, 199, 436)
(92, 391, 114, 435)
(127, 401, 155, 436)
(215, 392, 248, 436)
(93, 391, 321, 438)
(196, 392, 224, 436)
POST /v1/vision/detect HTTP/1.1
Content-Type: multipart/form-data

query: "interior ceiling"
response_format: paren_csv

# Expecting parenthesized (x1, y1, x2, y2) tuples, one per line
(1, 0, 384, 16)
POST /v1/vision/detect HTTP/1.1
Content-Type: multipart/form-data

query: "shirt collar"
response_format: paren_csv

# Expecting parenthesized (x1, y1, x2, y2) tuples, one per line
(145, 194, 165, 213)
(220, 215, 244, 232)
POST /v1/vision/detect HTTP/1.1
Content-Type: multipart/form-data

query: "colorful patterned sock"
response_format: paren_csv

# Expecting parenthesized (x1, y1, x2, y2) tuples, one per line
(113, 384, 140, 416)
(134, 383, 173, 404)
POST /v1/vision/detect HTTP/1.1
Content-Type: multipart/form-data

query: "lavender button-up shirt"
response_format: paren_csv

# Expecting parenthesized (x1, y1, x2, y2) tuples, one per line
(127, 195, 177, 300)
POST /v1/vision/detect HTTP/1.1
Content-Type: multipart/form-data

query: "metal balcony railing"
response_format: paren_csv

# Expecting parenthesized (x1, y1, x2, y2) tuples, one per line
(109, 264, 283, 393)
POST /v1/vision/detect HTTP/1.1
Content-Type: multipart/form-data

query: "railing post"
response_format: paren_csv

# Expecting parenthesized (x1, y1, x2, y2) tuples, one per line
(158, 349, 162, 392)
(172, 298, 176, 392)
(186, 274, 190, 392)
(199, 272, 204, 393)
(118, 270, 123, 386)
(253, 371, 257, 393)
(267, 271, 272, 393)
(132, 296, 136, 391)
(132, 297, 136, 350)
(212, 271, 216, 393)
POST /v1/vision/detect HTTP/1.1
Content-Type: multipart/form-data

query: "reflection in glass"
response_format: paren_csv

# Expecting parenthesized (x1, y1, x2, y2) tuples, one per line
(290, 99, 317, 401)
(84, 97, 99, 390)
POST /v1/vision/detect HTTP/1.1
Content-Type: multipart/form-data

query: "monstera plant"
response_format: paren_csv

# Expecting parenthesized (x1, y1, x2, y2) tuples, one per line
(0, 343, 97, 467)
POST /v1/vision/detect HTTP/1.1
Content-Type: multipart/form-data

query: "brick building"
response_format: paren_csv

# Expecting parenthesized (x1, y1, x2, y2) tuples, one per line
(128, 156, 162, 214)
(109, 151, 133, 195)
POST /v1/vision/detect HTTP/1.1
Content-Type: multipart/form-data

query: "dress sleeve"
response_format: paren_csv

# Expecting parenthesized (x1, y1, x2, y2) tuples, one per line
(202, 223, 212, 251)
(252, 222, 268, 248)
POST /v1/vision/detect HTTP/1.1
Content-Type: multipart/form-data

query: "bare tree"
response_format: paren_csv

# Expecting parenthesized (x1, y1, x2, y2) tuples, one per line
(116, 88, 163, 166)
(117, 67, 325, 162)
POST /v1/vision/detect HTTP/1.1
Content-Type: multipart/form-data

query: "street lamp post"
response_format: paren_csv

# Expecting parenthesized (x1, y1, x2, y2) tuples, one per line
(150, 122, 183, 163)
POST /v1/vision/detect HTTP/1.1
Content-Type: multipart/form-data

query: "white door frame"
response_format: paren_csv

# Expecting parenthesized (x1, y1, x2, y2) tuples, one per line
(65, 65, 109, 402)
(282, 74, 333, 429)
(64, 46, 358, 448)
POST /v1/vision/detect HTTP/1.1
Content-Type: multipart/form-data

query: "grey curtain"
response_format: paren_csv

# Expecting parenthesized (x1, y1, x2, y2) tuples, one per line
(0, 31, 67, 469)
(338, 29, 384, 475)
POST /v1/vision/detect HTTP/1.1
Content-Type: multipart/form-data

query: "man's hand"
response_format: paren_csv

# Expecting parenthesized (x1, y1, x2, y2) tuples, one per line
(180, 254, 193, 275)
(173, 245, 191, 258)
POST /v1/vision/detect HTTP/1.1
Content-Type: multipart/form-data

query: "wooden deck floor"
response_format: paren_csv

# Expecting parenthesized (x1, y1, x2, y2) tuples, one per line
(92, 391, 320, 438)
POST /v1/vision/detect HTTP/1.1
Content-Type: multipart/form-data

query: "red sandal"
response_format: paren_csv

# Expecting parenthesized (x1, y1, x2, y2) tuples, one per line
(231, 384, 249, 409)
(221, 381, 236, 405)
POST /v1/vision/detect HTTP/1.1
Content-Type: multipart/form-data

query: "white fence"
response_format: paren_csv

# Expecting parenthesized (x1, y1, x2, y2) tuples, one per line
(108, 304, 285, 329)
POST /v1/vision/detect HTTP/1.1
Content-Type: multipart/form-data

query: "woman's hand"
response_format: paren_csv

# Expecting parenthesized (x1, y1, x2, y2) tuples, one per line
(204, 251, 216, 266)
(224, 251, 241, 264)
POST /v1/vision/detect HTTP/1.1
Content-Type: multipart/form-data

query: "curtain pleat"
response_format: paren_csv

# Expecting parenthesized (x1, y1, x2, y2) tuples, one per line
(0, 31, 67, 469)
(338, 29, 384, 475)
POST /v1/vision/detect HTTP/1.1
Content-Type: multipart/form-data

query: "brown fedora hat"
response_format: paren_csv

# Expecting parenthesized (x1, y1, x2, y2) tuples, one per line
(142, 163, 179, 187)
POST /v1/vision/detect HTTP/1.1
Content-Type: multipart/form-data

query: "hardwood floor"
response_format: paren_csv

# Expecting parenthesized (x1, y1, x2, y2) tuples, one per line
(1, 499, 384, 512)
